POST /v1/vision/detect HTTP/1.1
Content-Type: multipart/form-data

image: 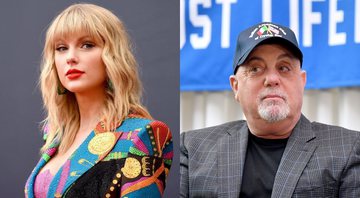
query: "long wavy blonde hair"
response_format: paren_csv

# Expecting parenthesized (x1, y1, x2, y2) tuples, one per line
(40, 3, 151, 153)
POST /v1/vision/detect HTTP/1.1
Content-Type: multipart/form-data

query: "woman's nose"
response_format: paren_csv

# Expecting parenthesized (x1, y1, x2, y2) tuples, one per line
(66, 48, 79, 66)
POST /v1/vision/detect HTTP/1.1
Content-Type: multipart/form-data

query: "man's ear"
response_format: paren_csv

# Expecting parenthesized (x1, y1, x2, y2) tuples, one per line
(229, 75, 239, 99)
(300, 70, 307, 88)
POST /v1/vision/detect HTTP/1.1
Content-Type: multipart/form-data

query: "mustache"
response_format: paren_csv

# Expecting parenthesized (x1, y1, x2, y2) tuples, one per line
(258, 89, 288, 101)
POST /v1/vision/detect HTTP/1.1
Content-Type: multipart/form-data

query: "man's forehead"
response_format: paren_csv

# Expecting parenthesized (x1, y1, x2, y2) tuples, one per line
(246, 43, 299, 61)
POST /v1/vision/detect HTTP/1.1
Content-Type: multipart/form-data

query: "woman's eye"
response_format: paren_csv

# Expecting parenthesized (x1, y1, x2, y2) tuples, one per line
(82, 43, 95, 49)
(55, 46, 67, 52)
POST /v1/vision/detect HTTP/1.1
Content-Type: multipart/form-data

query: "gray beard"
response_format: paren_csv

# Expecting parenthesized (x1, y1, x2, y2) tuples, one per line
(258, 99, 290, 123)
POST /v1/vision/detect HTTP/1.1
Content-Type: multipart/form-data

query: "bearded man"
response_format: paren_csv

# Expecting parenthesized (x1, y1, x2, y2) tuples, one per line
(180, 22, 360, 198)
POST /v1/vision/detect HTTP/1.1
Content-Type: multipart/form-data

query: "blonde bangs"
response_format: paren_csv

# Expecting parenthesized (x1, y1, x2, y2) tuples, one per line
(46, 5, 104, 53)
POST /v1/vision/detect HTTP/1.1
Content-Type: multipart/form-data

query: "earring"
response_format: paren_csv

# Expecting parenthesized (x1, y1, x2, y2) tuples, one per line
(107, 79, 114, 92)
(57, 84, 68, 95)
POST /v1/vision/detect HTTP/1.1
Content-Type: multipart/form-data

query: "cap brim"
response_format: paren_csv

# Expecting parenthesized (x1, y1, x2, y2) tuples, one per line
(234, 37, 303, 74)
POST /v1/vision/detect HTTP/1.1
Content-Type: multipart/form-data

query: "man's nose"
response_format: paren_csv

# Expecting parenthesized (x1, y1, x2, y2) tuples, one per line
(264, 70, 280, 87)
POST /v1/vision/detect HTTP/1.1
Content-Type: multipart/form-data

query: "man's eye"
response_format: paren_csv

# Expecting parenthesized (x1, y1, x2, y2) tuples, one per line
(279, 65, 291, 72)
(248, 66, 263, 74)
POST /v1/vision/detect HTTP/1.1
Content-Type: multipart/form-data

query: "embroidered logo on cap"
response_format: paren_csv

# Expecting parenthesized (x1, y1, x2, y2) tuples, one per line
(249, 23, 287, 40)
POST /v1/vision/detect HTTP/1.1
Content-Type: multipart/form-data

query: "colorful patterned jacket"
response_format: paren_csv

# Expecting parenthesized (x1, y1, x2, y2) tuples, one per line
(25, 115, 173, 198)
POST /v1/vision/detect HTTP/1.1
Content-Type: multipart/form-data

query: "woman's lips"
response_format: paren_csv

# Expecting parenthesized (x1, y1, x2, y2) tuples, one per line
(66, 69, 84, 80)
(67, 73, 83, 80)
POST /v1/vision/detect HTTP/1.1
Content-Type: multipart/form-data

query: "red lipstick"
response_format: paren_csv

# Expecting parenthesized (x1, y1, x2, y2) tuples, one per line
(66, 69, 84, 80)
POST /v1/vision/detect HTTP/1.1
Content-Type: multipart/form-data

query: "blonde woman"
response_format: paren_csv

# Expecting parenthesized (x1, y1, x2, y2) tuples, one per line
(25, 4, 173, 198)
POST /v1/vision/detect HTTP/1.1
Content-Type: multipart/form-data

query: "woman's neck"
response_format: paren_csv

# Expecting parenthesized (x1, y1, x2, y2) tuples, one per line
(75, 89, 106, 134)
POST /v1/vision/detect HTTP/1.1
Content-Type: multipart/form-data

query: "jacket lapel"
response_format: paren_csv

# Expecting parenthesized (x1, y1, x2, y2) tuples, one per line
(271, 115, 317, 198)
(25, 140, 59, 198)
(46, 122, 123, 197)
(218, 121, 249, 198)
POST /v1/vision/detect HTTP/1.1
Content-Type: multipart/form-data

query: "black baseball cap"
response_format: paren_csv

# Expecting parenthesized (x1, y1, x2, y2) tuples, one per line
(233, 22, 303, 74)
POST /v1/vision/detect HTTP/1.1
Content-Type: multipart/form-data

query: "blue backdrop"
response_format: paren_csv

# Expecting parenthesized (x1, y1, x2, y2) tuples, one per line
(180, 0, 360, 91)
